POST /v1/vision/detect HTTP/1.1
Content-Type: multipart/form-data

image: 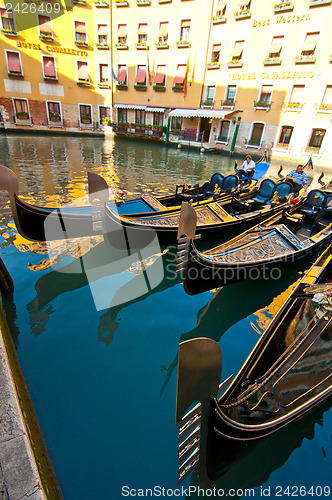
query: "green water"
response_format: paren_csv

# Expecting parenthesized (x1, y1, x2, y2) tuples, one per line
(0, 134, 331, 500)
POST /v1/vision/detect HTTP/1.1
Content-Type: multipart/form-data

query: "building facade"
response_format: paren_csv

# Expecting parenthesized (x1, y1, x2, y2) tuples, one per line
(1, 0, 332, 163)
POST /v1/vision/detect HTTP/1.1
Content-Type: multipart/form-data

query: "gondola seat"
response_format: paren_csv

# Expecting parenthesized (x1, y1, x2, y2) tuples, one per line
(176, 173, 228, 202)
(299, 190, 328, 223)
(274, 181, 293, 200)
(245, 179, 277, 209)
(221, 174, 239, 193)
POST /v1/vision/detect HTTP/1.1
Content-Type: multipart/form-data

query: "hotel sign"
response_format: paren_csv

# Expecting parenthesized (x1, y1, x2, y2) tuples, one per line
(231, 71, 315, 81)
(16, 40, 88, 57)
(253, 13, 311, 28)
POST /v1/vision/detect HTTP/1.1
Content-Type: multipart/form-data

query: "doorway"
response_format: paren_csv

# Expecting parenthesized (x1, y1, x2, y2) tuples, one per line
(199, 118, 212, 142)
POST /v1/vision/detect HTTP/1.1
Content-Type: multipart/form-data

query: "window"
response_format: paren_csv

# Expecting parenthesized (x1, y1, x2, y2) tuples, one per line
(117, 24, 127, 44)
(13, 98, 28, 117)
(97, 24, 108, 45)
(99, 106, 110, 121)
(180, 20, 190, 41)
(38, 15, 53, 38)
(204, 85, 215, 103)
(308, 129, 326, 150)
(79, 105, 92, 122)
(99, 64, 109, 84)
(158, 22, 168, 43)
(278, 126, 293, 146)
(1, 8, 15, 31)
(135, 65, 147, 86)
(230, 40, 244, 61)
(259, 85, 273, 104)
(211, 44, 221, 63)
(117, 65, 127, 84)
(239, 0, 250, 11)
(301, 32, 319, 56)
(77, 61, 89, 83)
(47, 101, 61, 121)
(268, 36, 283, 58)
(137, 23, 148, 44)
(74, 21, 87, 43)
(173, 64, 187, 87)
(42, 56, 57, 79)
(6, 50, 22, 75)
(154, 65, 166, 86)
(135, 110, 146, 124)
(288, 85, 304, 106)
(153, 113, 163, 126)
(214, 1, 226, 16)
(321, 85, 332, 109)
(226, 85, 236, 103)
(118, 108, 128, 123)
(249, 123, 264, 146)
(171, 116, 182, 130)
(218, 120, 230, 141)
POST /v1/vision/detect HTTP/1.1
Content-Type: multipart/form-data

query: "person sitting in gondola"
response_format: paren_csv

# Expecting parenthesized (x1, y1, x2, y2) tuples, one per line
(237, 155, 255, 182)
(285, 165, 308, 195)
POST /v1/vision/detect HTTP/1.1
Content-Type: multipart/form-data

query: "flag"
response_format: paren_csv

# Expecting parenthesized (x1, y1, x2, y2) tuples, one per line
(147, 52, 152, 85)
(183, 56, 190, 98)
(191, 53, 196, 84)
(111, 59, 122, 84)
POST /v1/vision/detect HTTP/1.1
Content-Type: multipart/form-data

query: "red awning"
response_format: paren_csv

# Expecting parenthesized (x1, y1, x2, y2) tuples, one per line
(158, 22, 168, 37)
(75, 21, 86, 33)
(98, 24, 108, 35)
(7, 52, 21, 72)
(117, 66, 127, 82)
(43, 57, 56, 77)
(1, 8, 13, 18)
(118, 24, 127, 36)
(181, 20, 191, 27)
(138, 24, 147, 34)
(78, 62, 89, 81)
(135, 67, 146, 84)
(174, 65, 186, 84)
(154, 66, 165, 84)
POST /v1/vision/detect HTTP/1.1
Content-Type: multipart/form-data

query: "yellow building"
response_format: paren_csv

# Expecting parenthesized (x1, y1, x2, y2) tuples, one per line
(1, 0, 332, 163)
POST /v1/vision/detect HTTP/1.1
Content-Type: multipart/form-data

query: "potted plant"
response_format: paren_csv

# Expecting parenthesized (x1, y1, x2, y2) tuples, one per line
(50, 113, 61, 122)
(16, 111, 28, 119)
(81, 115, 91, 124)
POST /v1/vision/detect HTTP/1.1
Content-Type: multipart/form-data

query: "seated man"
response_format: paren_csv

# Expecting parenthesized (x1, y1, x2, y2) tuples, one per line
(237, 155, 255, 181)
(285, 164, 308, 195)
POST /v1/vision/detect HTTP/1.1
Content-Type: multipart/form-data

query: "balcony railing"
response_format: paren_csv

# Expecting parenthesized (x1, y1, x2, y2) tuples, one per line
(210, 15, 226, 24)
(254, 101, 271, 110)
(309, 0, 331, 7)
(295, 54, 316, 64)
(227, 60, 243, 68)
(234, 9, 251, 19)
(263, 57, 281, 66)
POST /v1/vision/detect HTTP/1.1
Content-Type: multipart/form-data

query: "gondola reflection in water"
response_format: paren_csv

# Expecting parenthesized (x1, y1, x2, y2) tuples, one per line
(176, 245, 332, 486)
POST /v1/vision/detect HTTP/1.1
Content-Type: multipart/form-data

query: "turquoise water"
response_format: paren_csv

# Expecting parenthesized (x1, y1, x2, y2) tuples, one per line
(0, 134, 331, 499)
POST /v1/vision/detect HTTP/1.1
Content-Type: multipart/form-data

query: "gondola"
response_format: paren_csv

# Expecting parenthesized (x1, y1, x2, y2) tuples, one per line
(176, 179, 332, 295)
(0, 155, 270, 242)
(176, 245, 332, 486)
(89, 158, 315, 250)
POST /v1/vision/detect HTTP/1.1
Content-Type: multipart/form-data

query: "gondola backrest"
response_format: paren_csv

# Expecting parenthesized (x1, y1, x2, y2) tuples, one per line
(257, 179, 276, 199)
(209, 173, 224, 191)
(222, 174, 239, 192)
(275, 182, 293, 199)
(303, 190, 327, 210)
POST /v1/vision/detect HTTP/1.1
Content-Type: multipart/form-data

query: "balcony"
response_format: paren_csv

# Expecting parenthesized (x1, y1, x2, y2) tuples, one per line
(155, 42, 169, 49)
(254, 101, 271, 110)
(309, 0, 331, 6)
(172, 84, 184, 92)
(175, 40, 190, 48)
(273, 2, 294, 12)
(39, 34, 54, 42)
(96, 43, 109, 50)
(115, 0, 129, 6)
(221, 99, 235, 108)
(136, 0, 151, 4)
(234, 9, 251, 20)
(295, 54, 316, 64)
(1, 28, 17, 36)
(135, 43, 149, 50)
(206, 62, 220, 70)
(263, 57, 282, 66)
(227, 60, 243, 68)
(210, 15, 226, 24)
(116, 83, 128, 90)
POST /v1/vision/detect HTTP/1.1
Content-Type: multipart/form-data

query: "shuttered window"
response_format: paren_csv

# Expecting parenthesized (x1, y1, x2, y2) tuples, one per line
(97, 24, 108, 44)
(1, 8, 15, 31)
(7, 51, 22, 74)
(154, 65, 166, 85)
(135, 65, 147, 84)
(117, 65, 127, 83)
(77, 61, 89, 82)
(158, 22, 168, 42)
(99, 64, 108, 83)
(75, 21, 87, 42)
(231, 40, 244, 60)
(268, 36, 283, 57)
(211, 44, 221, 63)
(117, 24, 127, 43)
(43, 56, 56, 78)
(138, 23, 148, 43)
(214, 1, 226, 16)
(301, 32, 319, 55)
(180, 19, 190, 41)
(174, 64, 186, 85)
(38, 15, 52, 35)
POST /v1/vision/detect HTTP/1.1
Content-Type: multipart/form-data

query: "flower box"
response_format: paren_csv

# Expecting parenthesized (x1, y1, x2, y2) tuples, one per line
(176, 41, 190, 48)
(8, 71, 23, 78)
(115, 43, 128, 50)
(211, 16, 226, 24)
(153, 84, 166, 91)
(72, 0, 87, 4)
(98, 83, 110, 88)
(295, 55, 316, 64)
(309, 0, 331, 7)
(44, 76, 58, 82)
(155, 42, 169, 49)
(221, 99, 235, 107)
(206, 62, 220, 70)
(202, 100, 214, 107)
(273, 2, 294, 12)
(96, 43, 109, 50)
(227, 60, 243, 68)
(254, 101, 271, 110)
(77, 80, 90, 86)
(1, 28, 17, 36)
(158, 0, 172, 3)
(136, 0, 151, 4)
(50, 114, 61, 122)
(234, 9, 251, 19)
(263, 57, 282, 66)
(172, 84, 184, 91)
(94, 0, 109, 6)
(134, 84, 147, 90)
(116, 83, 128, 89)
(39, 34, 54, 41)
(115, 0, 129, 5)
(285, 102, 300, 108)
(135, 43, 149, 50)
(75, 40, 88, 47)
(16, 112, 29, 119)
(81, 117, 91, 124)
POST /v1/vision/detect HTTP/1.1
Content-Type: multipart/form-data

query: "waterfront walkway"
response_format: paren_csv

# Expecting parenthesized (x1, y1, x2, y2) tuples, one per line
(0, 328, 47, 499)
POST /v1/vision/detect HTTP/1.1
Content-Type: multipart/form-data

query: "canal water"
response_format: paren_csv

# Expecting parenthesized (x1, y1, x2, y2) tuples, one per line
(0, 134, 331, 500)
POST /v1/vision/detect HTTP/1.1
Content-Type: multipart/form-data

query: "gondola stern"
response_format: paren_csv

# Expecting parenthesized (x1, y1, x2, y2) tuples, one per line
(87, 171, 110, 204)
(176, 338, 223, 484)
